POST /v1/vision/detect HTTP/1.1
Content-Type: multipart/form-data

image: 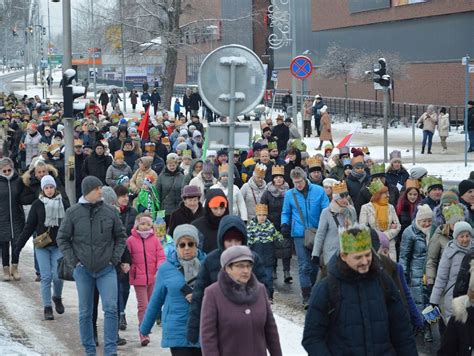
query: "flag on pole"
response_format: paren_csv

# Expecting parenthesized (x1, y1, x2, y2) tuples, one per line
(201, 128, 209, 159)
(336, 125, 358, 149)
(138, 106, 150, 140)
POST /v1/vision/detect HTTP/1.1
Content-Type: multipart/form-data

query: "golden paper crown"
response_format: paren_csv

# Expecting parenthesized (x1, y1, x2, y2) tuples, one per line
(255, 204, 268, 216)
(405, 178, 421, 190)
(361, 146, 370, 154)
(144, 142, 156, 152)
(218, 163, 229, 175)
(332, 181, 348, 195)
(161, 137, 170, 145)
(253, 163, 267, 178)
(307, 156, 322, 169)
(339, 226, 372, 254)
(272, 165, 284, 176)
(48, 143, 60, 153)
(74, 139, 83, 147)
(38, 142, 49, 153)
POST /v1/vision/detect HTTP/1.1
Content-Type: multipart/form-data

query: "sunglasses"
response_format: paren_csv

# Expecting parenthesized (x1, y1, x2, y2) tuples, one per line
(338, 192, 349, 198)
(2, 168, 12, 174)
(178, 241, 195, 249)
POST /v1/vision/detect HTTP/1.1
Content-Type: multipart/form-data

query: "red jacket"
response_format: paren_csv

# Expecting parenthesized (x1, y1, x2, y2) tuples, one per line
(126, 228, 166, 286)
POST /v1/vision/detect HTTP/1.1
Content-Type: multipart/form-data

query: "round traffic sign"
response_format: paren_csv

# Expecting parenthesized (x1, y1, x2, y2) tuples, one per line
(290, 55, 313, 80)
(198, 44, 266, 117)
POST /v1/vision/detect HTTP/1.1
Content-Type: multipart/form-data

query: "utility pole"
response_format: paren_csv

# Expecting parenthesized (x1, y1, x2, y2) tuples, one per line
(120, 0, 127, 112)
(91, 0, 97, 100)
(24, 22, 28, 91)
(62, 0, 75, 203)
(290, 0, 297, 128)
(47, 0, 53, 95)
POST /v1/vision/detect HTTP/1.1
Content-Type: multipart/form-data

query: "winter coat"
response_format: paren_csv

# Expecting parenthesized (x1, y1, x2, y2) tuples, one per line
(210, 182, 247, 221)
(109, 137, 126, 155)
(354, 183, 400, 217)
(156, 168, 185, 216)
(22, 131, 42, 166)
(151, 91, 161, 106)
(247, 218, 280, 267)
(183, 159, 203, 186)
(200, 272, 282, 356)
(20, 164, 66, 205)
(168, 201, 203, 236)
(453, 250, 474, 298)
(99, 92, 109, 105)
(468, 107, 474, 131)
(271, 123, 289, 152)
(189, 92, 202, 110)
(396, 262, 425, 328)
(426, 225, 452, 285)
(417, 112, 438, 133)
(126, 228, 166, 286)
(119, 205, 137, 236)
(438, 113, 450, 137)
(319, 112, 332, 141)
(140, 249, 205, 348)
(287, 123, 301, 140)
(399, 224, 429, 312)
(359, 202, 401, 240)
(260, 183, 288, 231)
(240, 177, 267, 220)
(460, 197, 474, 226)
(15, 195, 70, 251)
(0, 173, 26, 242)
(110, 92, 121, 107)
(437, 295, 474, 356)
(81, 153, 113, 185)
(192, 189, 229, 254)
(302, 254, 417, 356)
(57, 200, 127, 273)
(386, 168, 409, 189)
(130, 167, 158, 195)
(105, 161, 132, 187)
(346, 172, 370, 202)
(186, 215, 271, 344)
(189, 172, 217, 204)
(281, 183, 330, 238)
(312, 204, 357, 264)
(123, 150, 138, 171)
(418, 195, 439, 212)
(430, 240, 472, 319)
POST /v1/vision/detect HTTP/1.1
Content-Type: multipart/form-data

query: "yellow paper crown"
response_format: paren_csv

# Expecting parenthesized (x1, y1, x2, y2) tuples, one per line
(253, 163, 267, 178)
(272, 165, 285, 176)
(74, 139, 83, 147)
(307, 156, 322, 169)
(255, 204, 268, 215)
(361, 146, 370, 154)
(48, 143, 60, 153)
(144, 142, 156, 152)
(332, 181, 348, 195)
(38, 142, 49, 153)
(339, 226, 372, 254)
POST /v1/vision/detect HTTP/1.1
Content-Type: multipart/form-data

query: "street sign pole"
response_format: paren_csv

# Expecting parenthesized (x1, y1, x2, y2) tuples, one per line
(412, 115, 416, 165)
(290, 0, 297, 128)
(463, 55, 470, 167)
(383, 87, 389, 163)
(269, 79, 278, 121)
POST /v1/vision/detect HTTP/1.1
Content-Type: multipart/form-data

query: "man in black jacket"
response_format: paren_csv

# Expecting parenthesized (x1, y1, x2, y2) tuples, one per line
(272, 115, 289, 153)
(57, 176, 127, 356)
(81, 142, 112, 185)
(468, 100, 474, 152)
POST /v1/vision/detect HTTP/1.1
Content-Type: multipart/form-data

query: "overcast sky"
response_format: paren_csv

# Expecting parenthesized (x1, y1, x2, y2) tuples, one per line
(38, 0, 63, 35)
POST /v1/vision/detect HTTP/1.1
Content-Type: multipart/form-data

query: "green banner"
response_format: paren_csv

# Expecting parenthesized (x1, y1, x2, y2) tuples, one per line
(48, 55, 63, 64)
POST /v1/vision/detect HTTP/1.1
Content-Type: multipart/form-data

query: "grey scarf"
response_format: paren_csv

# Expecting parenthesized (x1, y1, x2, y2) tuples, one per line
(267, 182, 289, 198)
(39, 194, 65, 227)
(178, 257, 201, 288)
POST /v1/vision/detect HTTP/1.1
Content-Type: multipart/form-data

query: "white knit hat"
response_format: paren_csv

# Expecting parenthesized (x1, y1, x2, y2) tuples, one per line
(41, 175, 56, 190)
(453, 221, 473, 239)
(416, 204, 433, 221)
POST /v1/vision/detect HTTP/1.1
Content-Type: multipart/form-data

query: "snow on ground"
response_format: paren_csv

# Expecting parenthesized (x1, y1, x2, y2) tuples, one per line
(274, 315, 306, 356)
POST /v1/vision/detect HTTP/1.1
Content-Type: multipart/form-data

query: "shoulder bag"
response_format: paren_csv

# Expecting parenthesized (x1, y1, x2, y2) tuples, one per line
(33, 228, 52, 249)
(292, 191, 317, 250)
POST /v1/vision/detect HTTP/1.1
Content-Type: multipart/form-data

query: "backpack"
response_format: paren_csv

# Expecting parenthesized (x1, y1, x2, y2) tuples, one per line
(326, 266, 394, 326)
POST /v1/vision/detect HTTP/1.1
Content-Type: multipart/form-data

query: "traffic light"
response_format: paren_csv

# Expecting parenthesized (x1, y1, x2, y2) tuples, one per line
(373, 58, 391, 88)
(42, 27, 46, 36)
(63, 69, 86, 117)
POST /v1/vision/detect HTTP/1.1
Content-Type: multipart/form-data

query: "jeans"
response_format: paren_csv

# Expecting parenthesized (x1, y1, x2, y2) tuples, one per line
(74, 264, 118, 356)
(35, 246, 63, 307)
(422, 130, 433, 152)
(293, 237, 312, 289)
(263, 266, 274, 298)
(34, 243, 40, 275)
(314, 116, 321, 136)
(469, 130, 474, 150)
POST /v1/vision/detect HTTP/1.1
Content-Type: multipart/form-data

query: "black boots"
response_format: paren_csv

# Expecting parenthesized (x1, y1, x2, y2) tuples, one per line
(424, 323, 433, 342)
(52, 296, 65, 314)
(421, 147, 425, 154)
(302, 287, 312, 309)
(284, 271, 293, 284)
(119, 314, 127, 331)
(44, 306, 54, 320)
(117, 334, 127, 346)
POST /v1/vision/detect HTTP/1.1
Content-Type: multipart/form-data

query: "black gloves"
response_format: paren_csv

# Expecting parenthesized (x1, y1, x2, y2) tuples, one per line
(280, 224, 291, 239)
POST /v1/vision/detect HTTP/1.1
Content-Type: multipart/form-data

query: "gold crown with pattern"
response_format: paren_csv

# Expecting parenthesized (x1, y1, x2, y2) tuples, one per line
(272, 165, 284, 176)
(307, 156, 322, 169)
(255, 204, 268, 215)
(332, 181, 348, 194)
(253, 163, 267, 178)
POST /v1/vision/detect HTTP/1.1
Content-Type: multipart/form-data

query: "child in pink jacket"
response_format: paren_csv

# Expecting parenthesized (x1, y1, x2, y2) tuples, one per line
(126, 213, 166, 346)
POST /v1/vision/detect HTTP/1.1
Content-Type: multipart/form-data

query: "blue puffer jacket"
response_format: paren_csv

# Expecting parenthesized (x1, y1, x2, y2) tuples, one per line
(281, 182, 329, 238)
(140, 249, 206, 348)
(302, 254, 418, 356)
(186, 215, 271, 344)
(399, 223, 429, 312)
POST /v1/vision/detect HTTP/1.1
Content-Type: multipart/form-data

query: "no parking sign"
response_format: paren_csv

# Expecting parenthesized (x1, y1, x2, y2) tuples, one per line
(290, 56, 313, 80)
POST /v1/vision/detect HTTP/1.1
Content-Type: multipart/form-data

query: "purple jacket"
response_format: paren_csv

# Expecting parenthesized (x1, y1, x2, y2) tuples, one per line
(200, 271, 282, 356)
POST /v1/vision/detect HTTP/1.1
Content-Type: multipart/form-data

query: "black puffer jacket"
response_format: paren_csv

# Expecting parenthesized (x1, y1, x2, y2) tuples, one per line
(20, 164, 67, 205)
(156, 167, 185, 216)
(81, 153, 113, 185)
(354, 181, 400, 216)
(192, 189, 229, 253)
(0, 173, 25, 242)
(346, 172, 370, 202)
(168, 201, 203, 236)
(57, 200, 127, 273)
(186, 215, 271, 344)
(15, 195, 70, 251)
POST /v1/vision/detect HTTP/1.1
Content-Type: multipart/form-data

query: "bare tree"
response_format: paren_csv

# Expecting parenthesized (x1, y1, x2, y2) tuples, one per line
(318, 43, 358, 120)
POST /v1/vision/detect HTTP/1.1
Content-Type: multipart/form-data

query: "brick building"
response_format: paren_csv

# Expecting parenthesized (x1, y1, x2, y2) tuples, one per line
(273, 0, 474, 106)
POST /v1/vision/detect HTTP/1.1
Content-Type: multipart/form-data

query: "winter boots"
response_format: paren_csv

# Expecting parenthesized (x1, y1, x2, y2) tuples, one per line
(3, 266, 10, 281)
(140, 334, 150, 347)
(302, 287, 312, 309)
(52, 296, 65, 314)
(119, 314, 127, 331)
(44, 307, 54, 320)
(10, 264, 20, 281)
(284, 271, 293, 284)
(424, 323, 433, 342)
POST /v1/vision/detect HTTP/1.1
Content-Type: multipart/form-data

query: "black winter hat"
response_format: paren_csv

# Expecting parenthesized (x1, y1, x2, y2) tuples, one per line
(459, 179, 474, 197)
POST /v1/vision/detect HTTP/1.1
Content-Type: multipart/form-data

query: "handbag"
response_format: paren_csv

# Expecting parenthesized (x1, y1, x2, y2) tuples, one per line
(57, 257, 75, 281)
(33, 228, 52, 249)
(292, 191, 317, 250)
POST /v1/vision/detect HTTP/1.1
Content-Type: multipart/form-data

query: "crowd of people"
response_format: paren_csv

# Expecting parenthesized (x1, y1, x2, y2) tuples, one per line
(0, 89, 474, 356)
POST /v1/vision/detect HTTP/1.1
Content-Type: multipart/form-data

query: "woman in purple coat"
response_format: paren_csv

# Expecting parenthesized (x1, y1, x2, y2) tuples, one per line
(200, 245, 282, 356)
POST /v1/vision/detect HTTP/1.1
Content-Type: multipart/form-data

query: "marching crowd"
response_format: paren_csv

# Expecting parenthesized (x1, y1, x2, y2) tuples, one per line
(0, 89, 474, 356)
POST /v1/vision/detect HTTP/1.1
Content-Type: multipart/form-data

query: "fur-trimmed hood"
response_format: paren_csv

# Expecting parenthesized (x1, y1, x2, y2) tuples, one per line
(451, 295, 474, 324)
(22, 163, 59, 187)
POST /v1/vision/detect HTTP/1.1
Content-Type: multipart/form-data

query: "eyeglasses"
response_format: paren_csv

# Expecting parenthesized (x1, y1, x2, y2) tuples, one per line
(2, 168, 12, 174)
(178, 241, 195, 249)
(231, 262, 253, 270)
